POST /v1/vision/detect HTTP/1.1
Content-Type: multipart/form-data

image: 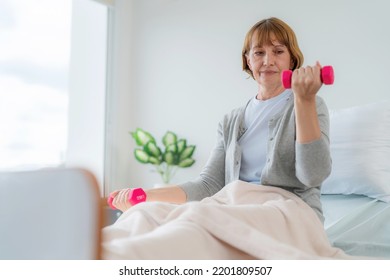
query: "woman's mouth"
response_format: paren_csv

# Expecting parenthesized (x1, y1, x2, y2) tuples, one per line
(260, 70, 278, 75)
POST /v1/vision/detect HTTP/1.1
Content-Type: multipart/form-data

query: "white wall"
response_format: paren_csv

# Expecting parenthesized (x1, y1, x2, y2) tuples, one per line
(107, 0, 390, 191)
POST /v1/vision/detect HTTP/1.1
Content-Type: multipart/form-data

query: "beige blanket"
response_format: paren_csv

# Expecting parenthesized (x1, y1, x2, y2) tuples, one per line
(101, 180, 355, 259)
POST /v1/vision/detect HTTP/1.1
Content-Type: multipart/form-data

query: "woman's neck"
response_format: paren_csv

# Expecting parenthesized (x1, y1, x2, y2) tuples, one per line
(256, 85, 285, 101)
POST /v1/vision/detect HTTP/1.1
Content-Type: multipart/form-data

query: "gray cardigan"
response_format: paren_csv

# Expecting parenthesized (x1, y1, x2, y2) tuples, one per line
(179, 96, 331, 222)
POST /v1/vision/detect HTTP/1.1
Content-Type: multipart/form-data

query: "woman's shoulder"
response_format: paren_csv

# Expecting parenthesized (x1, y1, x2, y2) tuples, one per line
(222, 97, 252, 121)
(220, 103, 247, 125)
(216, 103, 247, 141)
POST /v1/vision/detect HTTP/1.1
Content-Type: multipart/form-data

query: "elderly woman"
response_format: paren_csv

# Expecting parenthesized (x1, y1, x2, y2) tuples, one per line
(110, 17, 330, 222)
(102, 17, 339, 260)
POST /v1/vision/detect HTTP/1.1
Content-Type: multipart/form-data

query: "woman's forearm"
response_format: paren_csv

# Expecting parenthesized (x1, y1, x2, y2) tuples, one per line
(145, 186, 187, 204)
(294, 97, 321, 144)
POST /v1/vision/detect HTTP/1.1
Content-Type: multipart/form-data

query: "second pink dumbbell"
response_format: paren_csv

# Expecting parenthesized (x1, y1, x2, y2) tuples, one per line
(282, 65, 334, 89)
(107, 188, 147, 210)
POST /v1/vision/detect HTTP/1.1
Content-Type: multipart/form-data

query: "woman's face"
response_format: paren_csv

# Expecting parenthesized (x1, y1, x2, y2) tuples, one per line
(246, 36, 292, 88)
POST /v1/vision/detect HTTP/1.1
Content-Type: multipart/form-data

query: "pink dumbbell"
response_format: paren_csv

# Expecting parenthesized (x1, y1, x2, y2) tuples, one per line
(107, 188, 147, 210)
(282, 65, 334, 89)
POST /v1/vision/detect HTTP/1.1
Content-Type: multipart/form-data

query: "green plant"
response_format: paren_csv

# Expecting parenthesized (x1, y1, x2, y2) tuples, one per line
(130, 128, 196, 184)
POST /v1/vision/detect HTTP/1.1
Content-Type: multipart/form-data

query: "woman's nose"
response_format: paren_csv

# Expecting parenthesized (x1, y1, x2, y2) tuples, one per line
(264, 53, 275, 66)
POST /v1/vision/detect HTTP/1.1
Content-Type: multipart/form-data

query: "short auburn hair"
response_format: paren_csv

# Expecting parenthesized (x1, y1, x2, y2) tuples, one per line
(242, 17, 304, 79)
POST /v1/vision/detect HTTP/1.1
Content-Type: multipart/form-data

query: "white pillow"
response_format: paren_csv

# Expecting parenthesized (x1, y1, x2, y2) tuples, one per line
(321, 101, 390, 202)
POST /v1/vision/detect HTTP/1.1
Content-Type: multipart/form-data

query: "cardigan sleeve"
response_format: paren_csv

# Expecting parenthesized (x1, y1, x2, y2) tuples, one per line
(295, 98, 332, 187)
(178, 119, 227, 201)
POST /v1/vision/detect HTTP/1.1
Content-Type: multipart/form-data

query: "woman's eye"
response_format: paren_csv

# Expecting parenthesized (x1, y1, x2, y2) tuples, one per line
(254, 51, 264, 56)
(275, 50, 284, 54)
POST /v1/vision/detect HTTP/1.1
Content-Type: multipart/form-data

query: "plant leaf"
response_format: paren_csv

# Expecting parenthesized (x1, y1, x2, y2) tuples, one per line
(178, 158, 195, 168)
(177, 139, 186, 153)
(148, 156, 161, 165)
(144, 141, 162, 157)
(163, 151, 175, 165)
(179, 145, 195, 161)
(132, 128, 156, 146)
(162, 131, 177, 147)
(134, 149, 149, 163)
(166, 143, 178, 154)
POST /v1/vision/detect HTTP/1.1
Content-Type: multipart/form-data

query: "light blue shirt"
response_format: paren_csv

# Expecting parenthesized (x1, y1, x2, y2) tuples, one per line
(239, 90, 292, 183)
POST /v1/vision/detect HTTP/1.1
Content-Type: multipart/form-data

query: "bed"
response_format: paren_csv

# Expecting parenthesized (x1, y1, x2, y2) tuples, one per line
(101, 100, 390, 260)
(1, 101, 389, 260)
(319, 100, 390, 259)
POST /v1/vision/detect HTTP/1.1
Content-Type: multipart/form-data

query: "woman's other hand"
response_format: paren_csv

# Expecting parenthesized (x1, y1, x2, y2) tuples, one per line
(110, 189, 133, 212)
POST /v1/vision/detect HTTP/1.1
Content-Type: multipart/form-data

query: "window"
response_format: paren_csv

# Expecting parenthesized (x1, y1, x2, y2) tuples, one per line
(0, 0, 71, 170)
(0, 0, 109, 193)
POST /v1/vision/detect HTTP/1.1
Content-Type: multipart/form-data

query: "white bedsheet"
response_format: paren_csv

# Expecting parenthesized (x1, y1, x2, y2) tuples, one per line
(321, 194, 390, 259)
(102, 180, 359, 260)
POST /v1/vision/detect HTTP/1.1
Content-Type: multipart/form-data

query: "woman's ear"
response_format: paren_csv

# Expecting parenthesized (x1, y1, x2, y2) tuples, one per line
(246, 54, 252, 71)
